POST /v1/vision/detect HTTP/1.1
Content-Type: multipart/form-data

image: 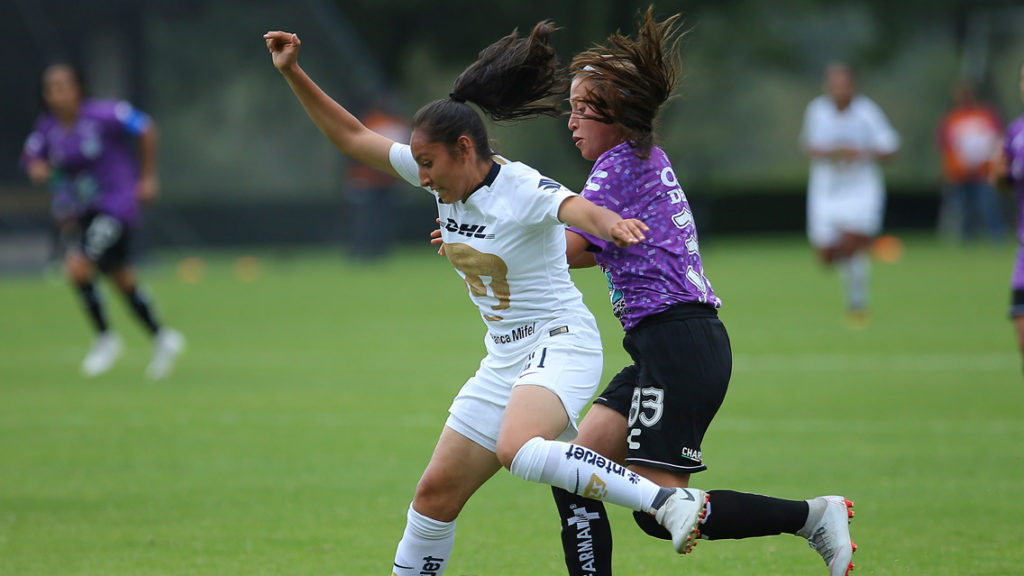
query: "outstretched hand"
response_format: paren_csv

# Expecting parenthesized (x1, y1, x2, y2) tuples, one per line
(609, 218, 648, 248)
(264, 31, 301, 72)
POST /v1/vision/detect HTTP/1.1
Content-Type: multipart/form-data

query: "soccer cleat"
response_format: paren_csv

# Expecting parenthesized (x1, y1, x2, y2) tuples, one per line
(146, 328, 185, 381)
(804, 496, 856, 576)
(653, 487, 709, 555)
(845, 309, 869, 330)
(81, 332, 123, 377)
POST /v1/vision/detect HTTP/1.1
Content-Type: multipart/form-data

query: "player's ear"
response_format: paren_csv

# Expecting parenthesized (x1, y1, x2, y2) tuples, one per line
(455, 135, 473, 161)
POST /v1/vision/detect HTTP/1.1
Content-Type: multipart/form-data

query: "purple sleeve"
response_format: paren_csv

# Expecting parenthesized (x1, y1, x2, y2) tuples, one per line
(20, 117, 49, 171)
(89, 100, 150, 137)
(1007, 119, 1024, 184)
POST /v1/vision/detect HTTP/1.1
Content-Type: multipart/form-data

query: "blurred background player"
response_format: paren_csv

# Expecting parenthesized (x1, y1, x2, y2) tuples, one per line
(990, 61, 1024, 372)
(799, 62, 900, 325)
(345, 96, 409, 261)
(937, 80, 1005, 243)
(20, 62, 185, 380)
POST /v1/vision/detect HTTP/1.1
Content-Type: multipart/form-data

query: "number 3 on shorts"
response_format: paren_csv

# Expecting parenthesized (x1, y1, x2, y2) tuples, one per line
(84, 214, 123, 260)
(627, 386, 664, 449)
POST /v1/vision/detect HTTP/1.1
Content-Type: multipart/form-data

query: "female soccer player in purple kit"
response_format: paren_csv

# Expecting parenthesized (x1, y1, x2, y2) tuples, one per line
(21, 63, 184, 380)
(991, 61, 1024, 371)
(550, 9, 856, 576)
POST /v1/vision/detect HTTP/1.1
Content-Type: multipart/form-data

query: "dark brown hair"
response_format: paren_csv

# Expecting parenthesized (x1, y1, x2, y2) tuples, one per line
(38, 61, 88, 112)
(569, 6, 683, 159)
(412, 20, 567, 160)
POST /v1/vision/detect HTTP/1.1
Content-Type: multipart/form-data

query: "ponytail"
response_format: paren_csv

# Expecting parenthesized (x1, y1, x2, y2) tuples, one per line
(413, 20, 566, 159)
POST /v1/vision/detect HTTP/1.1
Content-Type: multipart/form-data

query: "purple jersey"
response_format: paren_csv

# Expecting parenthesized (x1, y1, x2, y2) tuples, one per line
(1004, 115, 1024, 290)
(570, 142, 721, 331)
(1005, 116, 1024, 240)
(21, 99, 150, 225)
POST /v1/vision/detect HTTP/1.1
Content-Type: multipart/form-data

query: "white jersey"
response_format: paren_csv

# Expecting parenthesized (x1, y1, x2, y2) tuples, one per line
(800, 94, 900, 202)
(389, 143, 600, 357)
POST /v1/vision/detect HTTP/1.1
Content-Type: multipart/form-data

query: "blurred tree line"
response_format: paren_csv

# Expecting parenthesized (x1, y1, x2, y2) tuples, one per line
(315, 0, 1024, 196)
(4, 0, 1024, 205)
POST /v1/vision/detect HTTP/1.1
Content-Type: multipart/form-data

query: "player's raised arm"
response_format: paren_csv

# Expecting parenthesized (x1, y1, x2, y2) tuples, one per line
(264, 31, 398, 177)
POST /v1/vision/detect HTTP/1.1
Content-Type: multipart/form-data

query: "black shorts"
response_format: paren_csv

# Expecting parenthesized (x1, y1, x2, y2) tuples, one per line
(593, 303, 731, 473)
(1009, 289, 1024, 319)
(72, 211, 134, 274)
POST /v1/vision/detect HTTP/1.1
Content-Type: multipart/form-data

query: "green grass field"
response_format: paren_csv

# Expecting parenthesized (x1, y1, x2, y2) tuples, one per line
(2, 235, 1023, 575)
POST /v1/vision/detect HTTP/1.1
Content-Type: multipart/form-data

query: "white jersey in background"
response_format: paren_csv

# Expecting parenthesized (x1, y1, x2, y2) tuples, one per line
(800, 94, 900, 246)
(388, 143, 600, 358)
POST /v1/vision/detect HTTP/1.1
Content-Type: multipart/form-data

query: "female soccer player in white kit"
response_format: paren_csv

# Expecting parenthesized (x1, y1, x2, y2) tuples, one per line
(264, 22, 707, 575)
(800, 62, 899, 324)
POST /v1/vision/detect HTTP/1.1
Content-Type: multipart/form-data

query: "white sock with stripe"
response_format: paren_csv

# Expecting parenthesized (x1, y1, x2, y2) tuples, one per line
(392, 504, 455, 576)
(509, 436, 669, 512)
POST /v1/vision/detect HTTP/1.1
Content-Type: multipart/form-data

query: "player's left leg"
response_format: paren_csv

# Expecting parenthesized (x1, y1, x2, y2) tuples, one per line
(392, 426, 502, 576)
(109, 263, 185, 380)
(110, 267, 160, 335)
(834, 231, 873, 323)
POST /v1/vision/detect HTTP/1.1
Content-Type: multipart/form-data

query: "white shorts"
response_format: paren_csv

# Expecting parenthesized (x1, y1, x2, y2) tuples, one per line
(445, 326, 603, 453)
(807, 191, 884, 248)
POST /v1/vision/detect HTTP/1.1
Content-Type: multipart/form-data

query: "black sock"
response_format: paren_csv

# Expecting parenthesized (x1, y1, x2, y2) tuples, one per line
(552, 487, 613, 576)
(700, 490, 808, 540)
(76, 282, 108, 333)
(123, 286, 161, 335)
(632, 510, 671, 540)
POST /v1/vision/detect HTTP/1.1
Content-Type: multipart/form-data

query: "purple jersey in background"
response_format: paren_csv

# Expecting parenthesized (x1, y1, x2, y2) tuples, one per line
(570, 142, 721, 331)
(1004, 115, 1024, 290)
(21, 99, 150, 226)
(1005, 116, 1024, 240)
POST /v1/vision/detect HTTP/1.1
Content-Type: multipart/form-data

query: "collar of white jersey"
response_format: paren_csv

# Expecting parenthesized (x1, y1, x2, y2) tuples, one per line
(472, 160, 501, 193)
(446, 157, 505, 205)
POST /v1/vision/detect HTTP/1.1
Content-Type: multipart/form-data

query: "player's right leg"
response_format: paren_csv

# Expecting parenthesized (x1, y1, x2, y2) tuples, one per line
(834, 231, 874, 325)
(109, 266, 185, 380)
(392, 426, 502, 576)
(66, 249, 121, 377)
(1009, 282, 1024, 374)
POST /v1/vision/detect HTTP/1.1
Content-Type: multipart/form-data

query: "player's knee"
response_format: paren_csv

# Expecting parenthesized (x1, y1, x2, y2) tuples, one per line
(111, 269, 137, 294)
(495, 436, 530, 471)
(412, 475, 462, 522)
(65, 255, 93, 283)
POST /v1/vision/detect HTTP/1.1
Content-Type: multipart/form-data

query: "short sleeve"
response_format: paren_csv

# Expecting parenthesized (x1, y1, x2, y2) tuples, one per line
(388, 143, 421, 188)
(112, 101, 150, 136)
(799, 99, 823, 150)
(513, 172, 576, 228)
(20, 119, 48, 171)
(862, 99, 900, 154)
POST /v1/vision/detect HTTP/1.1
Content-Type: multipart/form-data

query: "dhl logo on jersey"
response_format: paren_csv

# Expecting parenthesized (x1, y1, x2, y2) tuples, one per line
(443, 218, 494, 239)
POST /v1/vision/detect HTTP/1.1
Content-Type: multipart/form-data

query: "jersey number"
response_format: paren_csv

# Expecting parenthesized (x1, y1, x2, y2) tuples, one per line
(443, 243, 511, 321)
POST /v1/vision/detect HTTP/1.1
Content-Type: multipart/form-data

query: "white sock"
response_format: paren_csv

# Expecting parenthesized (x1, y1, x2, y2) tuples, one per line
(837, 252, 870, 311)
(392, 504, 455, 576)
(509, 436, 665, 512)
